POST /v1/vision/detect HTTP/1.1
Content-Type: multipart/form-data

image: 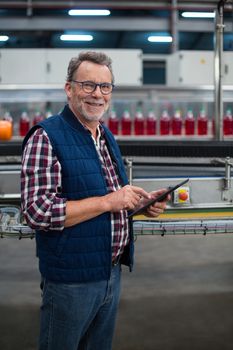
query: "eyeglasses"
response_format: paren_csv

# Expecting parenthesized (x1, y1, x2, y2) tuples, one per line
(71, 80, 114, 95)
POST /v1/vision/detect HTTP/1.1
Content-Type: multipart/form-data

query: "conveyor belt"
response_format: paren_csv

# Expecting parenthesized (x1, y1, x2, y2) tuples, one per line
(1, 206, 233, 239)
(2, 140, 233, 160)
(132, 208, 233, 236)
(133, 219, 233, 236)
(134, 208, 233, 221)
(0, 141, 22, 157)
(118, 140, 233, 158)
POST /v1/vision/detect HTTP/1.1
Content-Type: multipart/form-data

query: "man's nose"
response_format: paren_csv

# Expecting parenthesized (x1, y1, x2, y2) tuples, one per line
(91, 85, 103, 97)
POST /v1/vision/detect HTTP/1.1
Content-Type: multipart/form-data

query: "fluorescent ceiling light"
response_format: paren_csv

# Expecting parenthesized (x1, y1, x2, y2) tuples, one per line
(148, 36, 173, 43)
(60, 34, 93, 41)
(68, 9, 110, 16)
(0, 35, 9, 42)
(181, 12, 215, 18)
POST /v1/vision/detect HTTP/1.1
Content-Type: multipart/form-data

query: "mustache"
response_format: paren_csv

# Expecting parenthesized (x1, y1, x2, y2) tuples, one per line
(84, 98, 105, 104)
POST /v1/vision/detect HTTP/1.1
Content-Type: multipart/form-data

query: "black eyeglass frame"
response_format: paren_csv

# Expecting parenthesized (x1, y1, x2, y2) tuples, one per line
(71, 80, 115, 95)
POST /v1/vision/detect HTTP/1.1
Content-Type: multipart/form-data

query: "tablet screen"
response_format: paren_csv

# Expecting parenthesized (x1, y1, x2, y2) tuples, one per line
(128, 178, 189, 218)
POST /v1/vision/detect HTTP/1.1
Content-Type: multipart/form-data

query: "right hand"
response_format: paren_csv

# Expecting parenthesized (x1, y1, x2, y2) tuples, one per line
(105, 185, 151, 212)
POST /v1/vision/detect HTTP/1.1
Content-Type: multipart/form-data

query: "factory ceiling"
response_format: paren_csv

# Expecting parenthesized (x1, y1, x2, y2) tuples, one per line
(0, 0, 232, 53)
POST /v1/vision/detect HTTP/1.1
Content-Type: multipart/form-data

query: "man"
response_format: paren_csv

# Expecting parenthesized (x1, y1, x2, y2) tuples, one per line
(21, 51, 168, 350)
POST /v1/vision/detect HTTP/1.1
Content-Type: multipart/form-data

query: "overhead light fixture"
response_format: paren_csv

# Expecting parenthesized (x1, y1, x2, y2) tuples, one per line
(60, 34, 93, 42)
(0, 35, 9, 42)
(68, 9, 110, 16)
(148, 35, 173, 43)
(181, 12, 215, 18)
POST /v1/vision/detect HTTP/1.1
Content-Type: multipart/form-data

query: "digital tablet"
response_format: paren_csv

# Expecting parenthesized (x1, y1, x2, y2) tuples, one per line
(128, 178, 189, 218)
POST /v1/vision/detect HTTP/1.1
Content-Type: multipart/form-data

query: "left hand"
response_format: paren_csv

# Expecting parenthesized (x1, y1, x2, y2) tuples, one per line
(142, 188, 170, 218)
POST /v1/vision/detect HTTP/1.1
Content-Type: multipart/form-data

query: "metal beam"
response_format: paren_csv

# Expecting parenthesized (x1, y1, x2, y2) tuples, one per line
(0, 1, 222, 10)
(0, 17, 169, 31)
(178, 19, 215, 32)
(1, 16, 232, 32)
(178, 18, 233, 32)
(171, 0, 178, 52)
(214, 0, 226, 141)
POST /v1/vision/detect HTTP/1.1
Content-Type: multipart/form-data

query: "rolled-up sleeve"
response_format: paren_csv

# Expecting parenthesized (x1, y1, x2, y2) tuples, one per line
(21, 128, 66, 231)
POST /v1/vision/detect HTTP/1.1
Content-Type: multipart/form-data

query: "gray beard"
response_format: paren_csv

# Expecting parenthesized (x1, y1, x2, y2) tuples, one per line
(82, 112, 103, 122)
(76, 102, 105, 122)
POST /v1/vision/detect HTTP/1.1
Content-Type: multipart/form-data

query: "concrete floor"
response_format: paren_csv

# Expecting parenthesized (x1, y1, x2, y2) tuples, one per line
(1, 234, 233, 350)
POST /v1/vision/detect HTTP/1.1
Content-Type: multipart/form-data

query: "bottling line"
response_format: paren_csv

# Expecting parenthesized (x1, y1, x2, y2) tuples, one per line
(1, 136, 233, 238)
(1, 0, 233, 240)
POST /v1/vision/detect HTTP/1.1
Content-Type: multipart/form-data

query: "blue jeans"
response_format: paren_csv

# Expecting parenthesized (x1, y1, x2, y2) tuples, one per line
(38, 264, 121, 350)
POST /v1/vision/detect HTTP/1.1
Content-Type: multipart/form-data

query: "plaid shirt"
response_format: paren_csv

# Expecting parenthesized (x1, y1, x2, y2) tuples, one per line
(21, 124, 129, 261)
(95, 125, 129, 260)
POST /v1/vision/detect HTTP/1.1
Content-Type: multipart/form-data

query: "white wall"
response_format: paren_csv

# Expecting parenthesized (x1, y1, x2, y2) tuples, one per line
(0, 48, 142, 86)
(166, 51, 233, 86)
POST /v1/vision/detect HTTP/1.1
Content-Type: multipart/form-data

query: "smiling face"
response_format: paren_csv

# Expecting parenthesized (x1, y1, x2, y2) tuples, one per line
(65, 60, 112, 128)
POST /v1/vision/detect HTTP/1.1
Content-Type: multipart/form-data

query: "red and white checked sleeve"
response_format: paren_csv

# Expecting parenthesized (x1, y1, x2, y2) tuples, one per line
(21, 128, 66, 231)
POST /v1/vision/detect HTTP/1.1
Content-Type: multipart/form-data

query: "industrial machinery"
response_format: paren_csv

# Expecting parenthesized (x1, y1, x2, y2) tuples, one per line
(125, 151, 233, 236)
(1, 138, 233, 238)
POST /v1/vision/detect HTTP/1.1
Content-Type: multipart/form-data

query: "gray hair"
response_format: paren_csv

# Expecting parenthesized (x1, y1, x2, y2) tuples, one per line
(66, 51, 114, 83)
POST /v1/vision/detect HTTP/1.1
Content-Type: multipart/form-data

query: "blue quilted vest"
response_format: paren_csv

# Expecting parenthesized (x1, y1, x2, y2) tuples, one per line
(22, 105, 133, 283)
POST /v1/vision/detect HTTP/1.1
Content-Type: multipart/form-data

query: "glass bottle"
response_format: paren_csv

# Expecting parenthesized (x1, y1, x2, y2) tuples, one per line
(223, 109, 233, 136)
(3, 111, 13, 136)
(184, 109, 195, 136)
(19, 111, 30, 137)
(134, 109, 145, 135)
(197, 109, 208, 135)
(146, 109, 157, 135)
(33, 111, 44, 126)
(121, 109, 132, 135)
(108, 109, 119, 135)
(171, 110, 182, 135)
(160, 110, 171, 135)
